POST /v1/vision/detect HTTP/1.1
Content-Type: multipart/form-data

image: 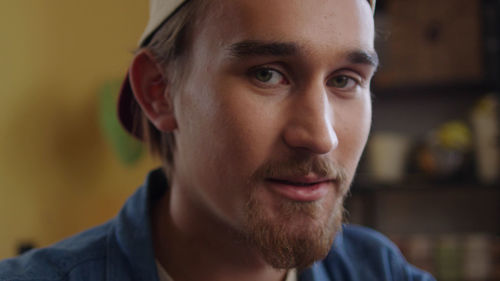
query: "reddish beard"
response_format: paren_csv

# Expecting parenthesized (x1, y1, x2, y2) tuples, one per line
(243, 155, 349, 269)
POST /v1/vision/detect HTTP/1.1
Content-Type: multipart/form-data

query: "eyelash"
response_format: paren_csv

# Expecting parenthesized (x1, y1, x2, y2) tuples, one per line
(327, 74, 362, 90)
(248, 67, 289, 87)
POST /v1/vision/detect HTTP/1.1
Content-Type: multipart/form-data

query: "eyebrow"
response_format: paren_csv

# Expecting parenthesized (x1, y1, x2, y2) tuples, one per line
(347, 50, 379, 69)
(227, 40, 299, 58)
(227, 40, 379, 69)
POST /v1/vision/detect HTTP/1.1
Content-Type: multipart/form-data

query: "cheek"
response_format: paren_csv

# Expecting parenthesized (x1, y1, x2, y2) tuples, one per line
(210, 86, 280, 172)
(172, 88, 254, 224)
(175, 75, 280, 194)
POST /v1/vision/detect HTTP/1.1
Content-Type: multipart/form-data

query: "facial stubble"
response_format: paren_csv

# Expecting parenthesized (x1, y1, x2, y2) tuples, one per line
(243, 156, 349, 269)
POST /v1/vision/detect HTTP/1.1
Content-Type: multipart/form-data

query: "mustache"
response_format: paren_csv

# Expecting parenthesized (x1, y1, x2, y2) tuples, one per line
(251, 155, 348, 186)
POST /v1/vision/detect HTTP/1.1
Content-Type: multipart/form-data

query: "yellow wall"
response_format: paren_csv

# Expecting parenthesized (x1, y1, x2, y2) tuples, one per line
(0, 1, 158, 259)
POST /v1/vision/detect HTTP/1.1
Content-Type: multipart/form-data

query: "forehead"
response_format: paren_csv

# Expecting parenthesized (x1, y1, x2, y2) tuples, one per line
(196, 0, 375, 55)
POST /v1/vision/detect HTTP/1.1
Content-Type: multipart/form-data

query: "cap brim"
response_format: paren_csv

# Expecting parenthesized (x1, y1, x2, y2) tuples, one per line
(118, 72, 143, 139)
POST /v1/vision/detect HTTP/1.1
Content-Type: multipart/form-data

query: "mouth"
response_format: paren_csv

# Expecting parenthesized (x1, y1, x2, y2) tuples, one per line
(265, 177, 334, 202)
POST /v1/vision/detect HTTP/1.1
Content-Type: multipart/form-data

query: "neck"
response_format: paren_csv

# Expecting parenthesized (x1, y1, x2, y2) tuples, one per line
(152, 181, 288, 281)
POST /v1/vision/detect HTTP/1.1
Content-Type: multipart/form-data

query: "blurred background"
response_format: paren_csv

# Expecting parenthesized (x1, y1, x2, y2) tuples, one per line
(0, 0, 499, 280)
(0, 0, 159, 260)
(345, 0, 500, 280)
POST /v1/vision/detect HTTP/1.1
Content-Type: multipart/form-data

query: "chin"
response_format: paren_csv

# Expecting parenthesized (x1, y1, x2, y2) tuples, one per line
(243, 191, 345, 269)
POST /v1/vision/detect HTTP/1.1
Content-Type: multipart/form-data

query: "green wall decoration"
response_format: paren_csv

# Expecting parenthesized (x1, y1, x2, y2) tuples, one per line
(99, 80, 144, 165)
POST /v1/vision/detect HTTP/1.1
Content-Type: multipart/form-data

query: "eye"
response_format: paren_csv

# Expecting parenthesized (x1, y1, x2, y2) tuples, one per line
(251, 68, 288, 86)
(326, 75, 359, 90)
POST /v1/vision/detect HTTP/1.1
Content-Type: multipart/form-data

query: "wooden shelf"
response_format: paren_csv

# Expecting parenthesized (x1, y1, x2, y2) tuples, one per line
(345, 180, 500, 235)
(351, 180, 500, 193)
(371, 81, 496, 100)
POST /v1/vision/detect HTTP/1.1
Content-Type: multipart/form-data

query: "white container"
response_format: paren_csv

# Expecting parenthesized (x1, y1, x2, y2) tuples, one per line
(368, 132, 410, 183)
(463, 234, 492, 280)
(471, 95, 499, 184)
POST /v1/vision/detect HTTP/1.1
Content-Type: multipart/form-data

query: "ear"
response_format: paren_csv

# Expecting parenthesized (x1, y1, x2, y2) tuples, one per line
(129, 49, 177, 133)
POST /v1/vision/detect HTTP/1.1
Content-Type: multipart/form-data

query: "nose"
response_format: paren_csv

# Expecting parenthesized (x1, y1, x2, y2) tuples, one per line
(283, 85, 338, 154)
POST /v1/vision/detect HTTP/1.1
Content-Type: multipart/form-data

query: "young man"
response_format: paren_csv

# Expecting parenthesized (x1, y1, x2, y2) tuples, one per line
(0, 0, 435, 280)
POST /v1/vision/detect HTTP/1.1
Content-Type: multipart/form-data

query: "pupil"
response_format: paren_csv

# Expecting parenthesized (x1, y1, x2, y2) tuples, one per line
(257, 70, 272, 82)
(335, 76, 347, 87)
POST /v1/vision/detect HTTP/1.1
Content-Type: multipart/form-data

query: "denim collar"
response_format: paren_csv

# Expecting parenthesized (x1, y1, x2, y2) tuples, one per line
(106, 168, 167, 281)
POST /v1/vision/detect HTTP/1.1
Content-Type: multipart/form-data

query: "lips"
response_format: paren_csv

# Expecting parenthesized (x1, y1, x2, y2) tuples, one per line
(266, 177, 333, 202)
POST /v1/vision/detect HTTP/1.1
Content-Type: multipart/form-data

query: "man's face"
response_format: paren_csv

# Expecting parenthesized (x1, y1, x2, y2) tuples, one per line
(170, 0, 376, 269)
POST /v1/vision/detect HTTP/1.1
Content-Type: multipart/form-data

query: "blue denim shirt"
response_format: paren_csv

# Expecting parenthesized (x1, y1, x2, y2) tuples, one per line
(0, 169, 435, 281)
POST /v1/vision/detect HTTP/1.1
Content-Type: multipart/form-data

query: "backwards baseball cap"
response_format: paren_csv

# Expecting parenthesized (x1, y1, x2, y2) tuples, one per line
(118, 0, 377, 139)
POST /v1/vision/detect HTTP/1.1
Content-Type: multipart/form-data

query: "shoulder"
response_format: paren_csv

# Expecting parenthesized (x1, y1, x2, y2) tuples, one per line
(0, 222, 112, 281)
(318, 225, 436, 281)
(337, 224, 401, 254)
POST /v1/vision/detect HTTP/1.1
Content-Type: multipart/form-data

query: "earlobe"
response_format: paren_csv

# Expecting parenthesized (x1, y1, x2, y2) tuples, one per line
(129, 49, 178, 133)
